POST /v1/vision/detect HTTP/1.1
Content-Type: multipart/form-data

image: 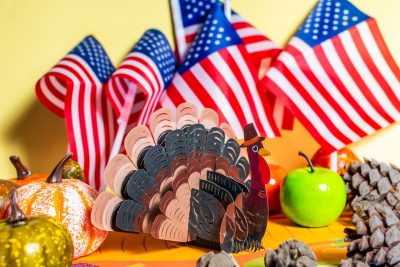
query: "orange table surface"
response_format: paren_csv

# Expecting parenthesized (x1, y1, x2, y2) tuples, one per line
(74, 212, 352, 267)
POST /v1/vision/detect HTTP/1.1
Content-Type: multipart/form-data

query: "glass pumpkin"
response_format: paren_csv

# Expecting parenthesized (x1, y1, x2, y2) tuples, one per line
(62, 159, 85, 181)
(16, 154, 107, 259)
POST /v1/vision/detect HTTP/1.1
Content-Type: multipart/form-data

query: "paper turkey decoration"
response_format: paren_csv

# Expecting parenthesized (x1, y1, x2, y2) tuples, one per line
(91, 103, 270, 252)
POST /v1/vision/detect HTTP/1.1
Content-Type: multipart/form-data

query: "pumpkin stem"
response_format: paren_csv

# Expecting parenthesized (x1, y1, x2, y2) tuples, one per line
(47, 153, 73, 183)
(9, 155, 32, 180)
(8, 189, 27, 225)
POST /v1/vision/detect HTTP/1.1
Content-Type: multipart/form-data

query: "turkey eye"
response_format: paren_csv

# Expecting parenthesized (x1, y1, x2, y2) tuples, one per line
(252, 145, 259, 153)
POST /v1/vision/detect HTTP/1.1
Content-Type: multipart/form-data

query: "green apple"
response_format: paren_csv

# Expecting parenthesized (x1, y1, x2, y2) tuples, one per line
(280, 151, 346, 227)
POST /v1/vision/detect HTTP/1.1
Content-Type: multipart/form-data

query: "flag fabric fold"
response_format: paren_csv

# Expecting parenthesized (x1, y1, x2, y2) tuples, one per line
(169, 0, 294, 131)
(35, 35, 117, 190)
(161, 5, 280, 138)
(263, 0, 400, 152)
(105, 29, 177, 132)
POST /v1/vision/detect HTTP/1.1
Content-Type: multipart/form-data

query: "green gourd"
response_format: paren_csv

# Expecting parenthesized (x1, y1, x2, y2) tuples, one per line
(62, 159, 85, 181)
(0, 190, 73, 267)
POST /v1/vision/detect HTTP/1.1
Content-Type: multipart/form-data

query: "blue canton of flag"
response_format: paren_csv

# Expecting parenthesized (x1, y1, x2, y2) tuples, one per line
(70, 35, 115, 83)
(179, 0, 221, 28)
(180, 6, 242, 73)
(296, 0, 369, 47)
(131, 30, 177, 86)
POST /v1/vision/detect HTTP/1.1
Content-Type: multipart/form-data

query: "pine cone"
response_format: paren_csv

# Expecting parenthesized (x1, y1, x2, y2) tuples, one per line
(264, 239, 317, 267)
(196, 251, 239, 267)
(342, 159, 400, 213)
(339, 258, 371, 267)
(342, 204, 400, 266)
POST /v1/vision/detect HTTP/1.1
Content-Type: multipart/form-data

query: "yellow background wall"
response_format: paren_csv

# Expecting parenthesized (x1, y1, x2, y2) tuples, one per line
(1, 0, 399, 177)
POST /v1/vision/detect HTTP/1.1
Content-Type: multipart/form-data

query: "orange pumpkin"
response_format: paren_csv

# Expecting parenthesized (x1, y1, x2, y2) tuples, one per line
(9, 155, 85, 186)
(16, 153, 107, 259)
(8, 155, 47, 185)
(311, 147, 360, 175)
(266, 164, 287, 213)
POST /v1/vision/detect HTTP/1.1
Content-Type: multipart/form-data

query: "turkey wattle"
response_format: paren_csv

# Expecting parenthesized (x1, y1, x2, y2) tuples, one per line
(91, 103, 270, 252)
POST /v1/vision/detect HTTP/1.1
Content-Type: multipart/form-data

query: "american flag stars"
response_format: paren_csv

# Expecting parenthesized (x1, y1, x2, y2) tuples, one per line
(70, 35, 114, 83)
(297, 0, 368, 45)
(132, 30, 176, 84)
(180, 10, 242, 73)
(182, 0, 219, 24)
(105, 29, 177, 141)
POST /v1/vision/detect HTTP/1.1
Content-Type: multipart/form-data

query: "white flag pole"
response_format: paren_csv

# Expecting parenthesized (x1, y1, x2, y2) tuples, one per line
(224, 0, 231, 21)
(330, 150, 338, 173)
(109, 83, 137, 158)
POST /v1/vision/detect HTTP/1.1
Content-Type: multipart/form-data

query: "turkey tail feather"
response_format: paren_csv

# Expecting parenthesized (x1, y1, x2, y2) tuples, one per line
(122, 169, 160, 211)
(189, 189, 225, 242)
(206, 171, 244, 200)
(113, 199, 146, 233)
(199, 179, 234, 210)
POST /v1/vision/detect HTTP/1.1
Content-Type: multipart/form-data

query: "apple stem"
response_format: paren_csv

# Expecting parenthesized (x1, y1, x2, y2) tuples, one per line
(298, 151, 315, 173)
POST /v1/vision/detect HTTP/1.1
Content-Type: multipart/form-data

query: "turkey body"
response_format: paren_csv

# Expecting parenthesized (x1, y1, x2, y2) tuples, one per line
(92, 104, 269, 252)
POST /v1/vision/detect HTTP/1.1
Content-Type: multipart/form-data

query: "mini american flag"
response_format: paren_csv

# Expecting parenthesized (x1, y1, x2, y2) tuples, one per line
(170, 0, 281, 66)
(264, 0, 400, 152)
(169, 0, 294, 130)
(161, 5, 280, 138)
(36, 36, 116, 190)
(106, 30, 177, 137)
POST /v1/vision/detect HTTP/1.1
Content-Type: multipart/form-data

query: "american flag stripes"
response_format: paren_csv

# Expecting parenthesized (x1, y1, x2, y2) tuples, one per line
(264, 0, 400, 152)
(36, 36, 117, 190)
(169, 0, 294, 130)
(230, 13, 280, 72)
(266, 91, 295, 130)
(161, 6, 280, 138)
(106, 30, 177, 132)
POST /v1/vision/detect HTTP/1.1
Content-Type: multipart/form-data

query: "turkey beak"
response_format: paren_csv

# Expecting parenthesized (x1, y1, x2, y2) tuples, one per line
(258, 148, 271, 157)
